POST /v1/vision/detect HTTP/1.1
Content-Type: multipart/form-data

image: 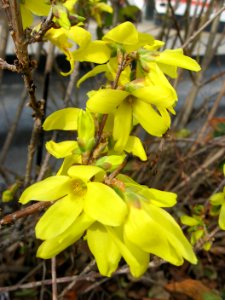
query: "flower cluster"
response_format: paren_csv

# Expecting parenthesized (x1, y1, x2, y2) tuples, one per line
(19, 6, 201, 277)
(20, 167, 197, 277)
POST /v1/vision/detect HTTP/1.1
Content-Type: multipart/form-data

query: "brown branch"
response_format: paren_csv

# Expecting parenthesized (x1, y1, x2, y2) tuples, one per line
(1, 0, 43, 118)
(191, 80, 225, 152)
(51, 257, 58, 300)
(0, 201, 51, 226)
(173, 147, 225, 192)
(27, 7, 54, 44)
(0, 88, 27, 165)
(105, 156, 128, 185)
(24, 118, 42, 186)
(0, 58, 17, 72)
(0, 273, 98, 293)
(182, 5, 225, 49)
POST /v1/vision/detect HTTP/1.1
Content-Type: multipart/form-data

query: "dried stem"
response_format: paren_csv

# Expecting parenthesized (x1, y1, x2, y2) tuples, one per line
(182, 5, 225, 49)
(173, 148, 225, 192)
(51, 257, 58, 300)
(0, 58, 17, 72)
(0, 201, 52, 226)
(1, 0, 43, 118)
(191, 79, 225, 152)
(0, 88, 27, 164)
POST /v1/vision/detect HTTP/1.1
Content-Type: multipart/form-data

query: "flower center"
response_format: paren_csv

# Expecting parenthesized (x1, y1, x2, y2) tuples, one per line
(71, 179, 87, 197)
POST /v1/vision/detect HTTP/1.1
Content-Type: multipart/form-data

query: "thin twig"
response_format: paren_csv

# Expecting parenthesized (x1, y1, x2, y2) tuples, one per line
(191, 80, 225, 152)
(0, 201, 52, 225)
(0, 88, 27, 164)
(173, 148, 225, 192)
(59, 260, 96, 299)
(0, 58, 17, 72)
(182, 5, 225, 49)
(0, 274, 97, 293)
(51, 257, 58, 300)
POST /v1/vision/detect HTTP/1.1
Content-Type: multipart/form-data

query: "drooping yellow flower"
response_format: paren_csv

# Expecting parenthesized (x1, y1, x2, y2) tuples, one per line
(85, 174, 197, 277)
(102, 21, 154, 53)
(118, 174, 197, 266)
(89, 0, 113, 27)
(140, 41, 201, 78)
(45, 25, 111, 75)
(86, 222, 149, 277)
(19, 165, 128, 258)
(87, 83, 176, 152)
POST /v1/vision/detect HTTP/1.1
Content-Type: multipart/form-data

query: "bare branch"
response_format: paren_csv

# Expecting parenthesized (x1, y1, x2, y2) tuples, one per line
(0, 58, 17, 72)
(182, 5, 225, 49)
(0, 201, 52, 226)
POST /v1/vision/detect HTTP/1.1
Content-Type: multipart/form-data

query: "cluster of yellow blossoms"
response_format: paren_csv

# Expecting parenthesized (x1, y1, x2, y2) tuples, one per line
(19, 2, 202, 277)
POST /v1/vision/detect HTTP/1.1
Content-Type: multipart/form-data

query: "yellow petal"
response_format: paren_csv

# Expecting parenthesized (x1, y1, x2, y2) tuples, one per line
(85, 182, 127, 226)
(133, 100, 169, 137)
(138, 32, 154, 47)
(124, 136, 147, 161)
(57, 154, 82, 175)
(66, 26, 91, 48)
(157, 62, 178, 78)
(124, 204, 197, 265)
(103, 21, 138, 45)
(95, 2, 113, 14)
(155, 49, 201, 72)
(63, 0, 78, 12)
(132, 86, 176, 108)
(24, 0, 50, 16)
(143, 188, 177, 207)
(113, 100, 132, 152)
(77, 65, 107, 87)
(144, 204, 197, 264)
(19, 176, 71, 204)
(20, 4, 33, 28)
(35, 194, 83, 240)
(43, 108, 80, 131)
(73, 41, 111, 64)
(107, 227, 150, 277)
(146, 62, 178, 100)
(46, 141, 78, 158)
(144, 40, 164, 51)
(68, 165, 105, 182)
(87, 223, 121, 277)
(87, 89, 129, 114)
(37, 213, 93, 259)
(210, 192, 224, 206)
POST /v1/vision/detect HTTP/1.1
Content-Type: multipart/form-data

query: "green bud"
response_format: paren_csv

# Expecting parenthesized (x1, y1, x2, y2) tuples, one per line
(2, 190, 13, 202)
(53, 4, 71, 30)
(77, 110, 95, 152)
(203, 241, 212, 251)
(96, 155, 125, 172)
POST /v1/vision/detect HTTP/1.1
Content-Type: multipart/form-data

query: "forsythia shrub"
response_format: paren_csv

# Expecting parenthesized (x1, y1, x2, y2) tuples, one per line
(19, 0, 202, 277)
